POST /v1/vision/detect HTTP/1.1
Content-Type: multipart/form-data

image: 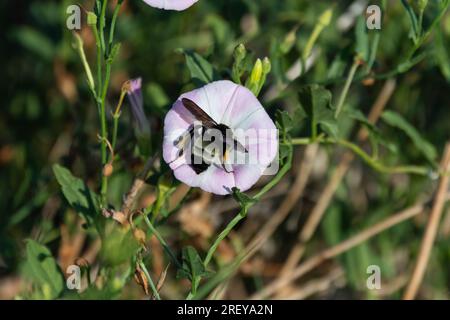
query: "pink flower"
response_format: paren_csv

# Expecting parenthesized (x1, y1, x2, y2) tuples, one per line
(163, 80, 278, 195)
(125, 78, 150, 138)
(143, 0, 198, 11)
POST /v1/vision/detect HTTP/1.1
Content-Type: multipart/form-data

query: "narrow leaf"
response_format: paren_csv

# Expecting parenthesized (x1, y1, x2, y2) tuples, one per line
(381, 110, 437, 163)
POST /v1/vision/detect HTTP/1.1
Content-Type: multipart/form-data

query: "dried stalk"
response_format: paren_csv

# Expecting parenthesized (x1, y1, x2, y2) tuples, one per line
(250, 200, 429, 299)
(403, 142, 450, 300)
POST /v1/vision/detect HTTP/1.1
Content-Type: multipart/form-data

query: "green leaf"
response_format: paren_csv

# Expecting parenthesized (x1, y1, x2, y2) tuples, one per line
(321, 206, 342, 246)
(178, 49, 219, 86)
(381, 110, 437, 163)
(344, 109, 398, 156)
(278, 143, 292, 163)
(435, 29, 450, 82)
(401, 0, 420, 43)
(177, 246, 212, 282)
(146, 82, 170, 113)
(298, 85, 338, 138)
(355, 16, 369, 62)
(22, 239, 64, 299)
(232, 187, 256, 209)
(52, 164, 100, 228)
(13, 27, 55, 61)
(275, 110, 294, 137)
(100, 226, 140, 267)
(396, 50, 428, 73)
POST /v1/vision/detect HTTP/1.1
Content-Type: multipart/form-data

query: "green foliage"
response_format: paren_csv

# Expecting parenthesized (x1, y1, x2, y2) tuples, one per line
(381, 110, 437, 164)
(177, 246, 212, 282)
(232, 187, 256, 211)
(22, 240, 64, 299)
(298, 85, 338, 139)
(100, 226, 140, 267)
(355, 16, 370, 62)
(178, 49, 220, 86)
(53, 164, 101, 229)
(401, 0, 421, 42)
(12, 27, 55, 61)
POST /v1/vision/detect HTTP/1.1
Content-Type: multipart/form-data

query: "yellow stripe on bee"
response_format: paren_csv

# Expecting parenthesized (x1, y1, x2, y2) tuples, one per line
(223, 149, 229, 161)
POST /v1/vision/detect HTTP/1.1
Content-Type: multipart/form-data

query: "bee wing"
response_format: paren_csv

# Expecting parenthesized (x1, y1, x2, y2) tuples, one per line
(182, 98, 218, 128)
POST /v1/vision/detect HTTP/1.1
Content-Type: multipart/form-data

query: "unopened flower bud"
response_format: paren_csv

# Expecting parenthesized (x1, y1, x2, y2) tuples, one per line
(262, 57, 271, 74)
(87, 12, 97, 26)
(318, 9, 333, 27)
(418, 0, 428, 13)
(125, 78, 151, 156)
(280, 29, 297, 54)
(103, 163, 113, 177)
(233, 44, 247, 62)
(245, 59, 263, 95)
(133, 228, 147, 246)
(249, 58, 263, 84)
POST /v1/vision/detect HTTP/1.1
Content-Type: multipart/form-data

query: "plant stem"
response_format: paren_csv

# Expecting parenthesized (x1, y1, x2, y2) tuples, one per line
(290, 137, 430, 176)
(112, 89, 127, 150)
(205, 211, 247, 267)
(91, 24, 103, 105)
(74, 34, 96, 98)
(143, 215, 181, 269)
(138, 260, 161, 300)
(335, 58, 360, 118)
(328, 138, 429, 176)
(99, 61, 111, 204)
(99, 0, 108, 54)
(186, 210, 247, 300)
(109, 0, 123, 50)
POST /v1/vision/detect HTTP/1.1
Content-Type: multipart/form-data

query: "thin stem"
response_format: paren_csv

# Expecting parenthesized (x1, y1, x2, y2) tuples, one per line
(99, 62, 111, 204)
(109, 0, 123, 50)
(329, 138, 429, 176)
(143, 215, 181, 269)
(290, 137, 312, 145)
(204, 211, 247, 267)
(99, 0, 108, 54)
(112, 89, 127, 150)
(74, 34, 96, 98)
(138, 260, 161, 300)
(187, 210, 247, 300)
(91, 24, 102, 104)
(334, 58, 360, 118)
(290, 137, 430, 176)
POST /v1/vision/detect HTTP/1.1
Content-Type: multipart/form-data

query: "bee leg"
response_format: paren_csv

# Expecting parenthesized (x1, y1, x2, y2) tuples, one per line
(221, 149, 234, 173)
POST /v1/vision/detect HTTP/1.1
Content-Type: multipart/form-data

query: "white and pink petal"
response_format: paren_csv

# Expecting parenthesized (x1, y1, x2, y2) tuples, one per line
(143, 0, 198, 11)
